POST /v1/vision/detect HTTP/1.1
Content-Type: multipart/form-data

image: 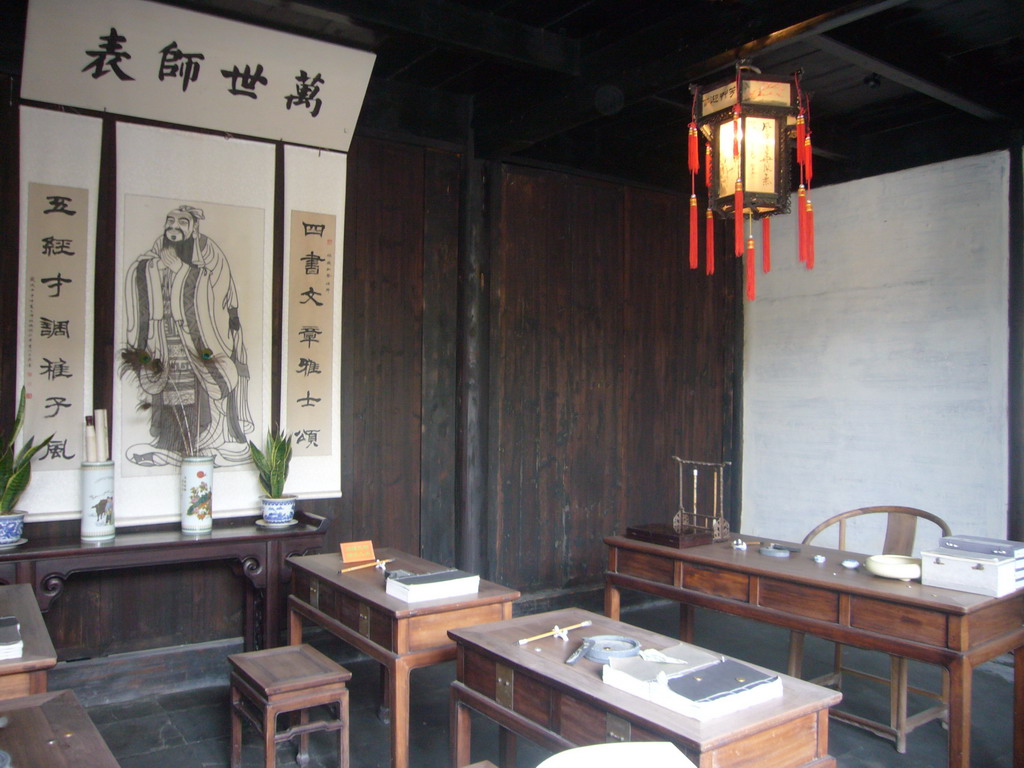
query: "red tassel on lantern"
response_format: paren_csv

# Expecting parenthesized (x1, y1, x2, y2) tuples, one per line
(746, 238, 756, 301)
(796, 113, 806, 169)
(797, 185, 808, 264)
(806, 200, 815, 269)
(734, 180, 744, 257)
(689, 195, 699, 269)
(704, 144, 712, 188)
(804, 136, 814, 185)
(688, 123, 699, 175)
(762, 217, 771, 273)
(706, 209, 715, 275)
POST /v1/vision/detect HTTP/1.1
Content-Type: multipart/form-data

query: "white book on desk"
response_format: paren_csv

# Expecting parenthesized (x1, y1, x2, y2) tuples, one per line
(601, 643, 720, 699)
(385, 569, 480, 602)
(0, 615, 23, 660)
(603, 650, 782, 722)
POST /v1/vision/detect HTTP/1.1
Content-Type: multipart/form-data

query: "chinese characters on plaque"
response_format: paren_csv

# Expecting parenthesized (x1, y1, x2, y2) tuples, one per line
(286, 212, 335, 457)
(21, 0, 375, 153)
(23, 183, 89, 469)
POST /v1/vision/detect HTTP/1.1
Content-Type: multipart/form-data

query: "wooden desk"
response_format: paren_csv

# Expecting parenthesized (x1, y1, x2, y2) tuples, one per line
(0, 511, 326, 653)
(287, 549, 520, 768)
(604, 535, 1024, 768)
(448, 607, 840, 768)
(0, 584, 57, 700)
(0, 689, 119, 767)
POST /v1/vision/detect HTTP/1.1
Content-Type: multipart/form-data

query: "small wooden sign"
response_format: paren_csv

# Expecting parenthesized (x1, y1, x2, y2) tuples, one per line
(340, 540, 375, 563)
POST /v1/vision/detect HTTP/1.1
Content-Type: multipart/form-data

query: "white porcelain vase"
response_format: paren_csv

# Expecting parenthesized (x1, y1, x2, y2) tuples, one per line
(180, 456, 214, 534)
(81, 460, 115, 541)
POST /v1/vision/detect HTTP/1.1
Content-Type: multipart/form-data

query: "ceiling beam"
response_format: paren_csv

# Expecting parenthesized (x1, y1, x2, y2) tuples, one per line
(473, 0, 910, 156)
(269, 0, 580, 75)
(812, 34, 1008, 122)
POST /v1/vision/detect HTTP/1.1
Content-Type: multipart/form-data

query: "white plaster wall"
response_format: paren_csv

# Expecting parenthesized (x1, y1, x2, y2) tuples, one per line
(741, 152, 1010, 554)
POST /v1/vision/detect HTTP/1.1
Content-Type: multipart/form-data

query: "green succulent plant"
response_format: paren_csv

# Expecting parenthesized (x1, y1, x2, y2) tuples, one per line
(247, 428, 293, 499)
(1, 387, 54, 514)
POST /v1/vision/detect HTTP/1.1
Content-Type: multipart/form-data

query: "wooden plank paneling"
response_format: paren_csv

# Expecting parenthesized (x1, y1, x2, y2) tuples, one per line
(491, 168, 738, 591)
(491, 167, 625, 591)
(623, 187, 739, 531)
(337, 137, 426, 554)
(420, 148, 461, 565)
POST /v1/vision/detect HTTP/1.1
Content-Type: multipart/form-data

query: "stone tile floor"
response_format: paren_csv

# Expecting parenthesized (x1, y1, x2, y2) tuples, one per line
(83, 601, 1015, 767)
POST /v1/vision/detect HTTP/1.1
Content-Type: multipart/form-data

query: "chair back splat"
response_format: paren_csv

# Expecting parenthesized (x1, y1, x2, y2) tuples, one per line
(790, 505, 952, 754)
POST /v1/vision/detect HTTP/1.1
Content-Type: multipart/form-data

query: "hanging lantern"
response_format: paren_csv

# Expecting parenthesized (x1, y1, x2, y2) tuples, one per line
(690, 63, 813, 298)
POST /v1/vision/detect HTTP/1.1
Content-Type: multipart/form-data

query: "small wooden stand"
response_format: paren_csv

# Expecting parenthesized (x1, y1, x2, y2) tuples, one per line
(626, 457, 730, 547)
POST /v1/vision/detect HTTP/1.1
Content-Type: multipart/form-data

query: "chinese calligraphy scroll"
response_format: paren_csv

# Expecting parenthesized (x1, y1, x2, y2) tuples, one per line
(21, 0, 375, 153)
(281, 145, 344, 498)
(17, 107, 101, 518)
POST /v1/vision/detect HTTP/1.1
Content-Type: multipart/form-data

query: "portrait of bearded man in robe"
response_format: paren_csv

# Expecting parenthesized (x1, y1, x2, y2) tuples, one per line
(122, 204, 254, 466)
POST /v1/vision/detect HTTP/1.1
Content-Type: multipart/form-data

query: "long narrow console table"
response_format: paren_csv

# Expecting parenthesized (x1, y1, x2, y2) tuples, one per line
(0, 510, 327, 652)
(604, 534, 1024, 768)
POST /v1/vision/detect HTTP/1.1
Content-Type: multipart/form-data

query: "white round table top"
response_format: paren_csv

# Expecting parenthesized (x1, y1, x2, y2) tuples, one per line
(536, 742, 696, 768)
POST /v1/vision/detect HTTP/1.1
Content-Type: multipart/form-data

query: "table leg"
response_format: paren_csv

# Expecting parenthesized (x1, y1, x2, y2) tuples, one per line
(378, 664, 391, 723)
(450, 689, 471, 768)
(604, 582, 620, 621)
(230, 684, 242, 768)
(946, 657, 972, 768)
(1015, 644, 1023, 768)
(288, 607, 302, 645)
(388, 658, 411, 768)
(678, 603, 695, 644)
(498, 727, 517, 768)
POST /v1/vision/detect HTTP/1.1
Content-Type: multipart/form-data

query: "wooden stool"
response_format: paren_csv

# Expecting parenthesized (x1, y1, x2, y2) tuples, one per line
(229, 644, 351, 768)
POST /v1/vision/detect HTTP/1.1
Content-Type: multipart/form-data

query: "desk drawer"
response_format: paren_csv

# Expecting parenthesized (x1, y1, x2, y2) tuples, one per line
(683, 564, 748, 601)
(296, 577, 395, 650)
(850, 597, 948, 646)
(617, 550, 675, 585)
(759, 579, 839, 623)
(559, 696, 662, 745)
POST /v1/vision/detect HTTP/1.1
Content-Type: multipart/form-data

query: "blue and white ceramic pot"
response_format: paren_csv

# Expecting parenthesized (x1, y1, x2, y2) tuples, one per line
(260, 495, 297, 525)
(0, 512, 26, 545)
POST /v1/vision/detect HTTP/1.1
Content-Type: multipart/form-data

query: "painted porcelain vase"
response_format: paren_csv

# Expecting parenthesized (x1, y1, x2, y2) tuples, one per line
(81, 460, 115, 541)
(180, 456, 214, 534)
(260, 495, 297, 525)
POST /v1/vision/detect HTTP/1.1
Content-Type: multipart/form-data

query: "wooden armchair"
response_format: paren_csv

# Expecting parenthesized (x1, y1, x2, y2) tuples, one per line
(786, 505, 952, 753)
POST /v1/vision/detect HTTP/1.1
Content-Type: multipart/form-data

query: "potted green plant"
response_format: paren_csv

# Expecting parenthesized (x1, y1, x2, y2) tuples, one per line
(248, 427, 295, 526)
(0, 387, 53, 545)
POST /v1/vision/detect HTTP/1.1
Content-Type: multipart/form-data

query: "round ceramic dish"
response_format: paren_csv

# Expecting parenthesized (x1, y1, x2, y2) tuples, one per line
(865, 554, 922, 581)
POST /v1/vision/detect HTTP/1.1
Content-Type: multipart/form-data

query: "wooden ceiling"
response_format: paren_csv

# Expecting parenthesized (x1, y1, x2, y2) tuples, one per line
(6, 0, 1023, 188)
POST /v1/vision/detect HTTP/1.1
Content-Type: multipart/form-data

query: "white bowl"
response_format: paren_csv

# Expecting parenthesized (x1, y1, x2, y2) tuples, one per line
(865, 554, 922, 581)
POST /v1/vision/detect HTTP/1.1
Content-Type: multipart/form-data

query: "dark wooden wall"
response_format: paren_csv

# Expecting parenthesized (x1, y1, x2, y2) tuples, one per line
(489, 167, 739, 592)
(1, 78, 738, 655)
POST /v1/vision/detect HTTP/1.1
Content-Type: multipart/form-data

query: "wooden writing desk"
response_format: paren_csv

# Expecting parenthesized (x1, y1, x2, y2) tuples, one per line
(0, 689, 119, 767)
(0, 583, 57, 699)
(604, 534, 1024, 768)
(287, 549, 520, 768)
(448, 607, 840, 768)
(0, 511, 326, 653)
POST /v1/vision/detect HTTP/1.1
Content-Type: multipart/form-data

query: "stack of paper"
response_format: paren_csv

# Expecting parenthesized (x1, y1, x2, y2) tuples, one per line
(384, 569, 480, 602)
(602, 643, 782, 721)
(0, 616, 23, 660)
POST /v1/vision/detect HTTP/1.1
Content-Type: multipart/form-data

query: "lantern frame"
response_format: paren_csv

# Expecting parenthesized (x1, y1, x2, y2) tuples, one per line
(694, 68, 799, 220)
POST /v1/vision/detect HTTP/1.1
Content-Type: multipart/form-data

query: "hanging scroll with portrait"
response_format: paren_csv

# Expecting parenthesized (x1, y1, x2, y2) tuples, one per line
(114, 122, 274, 524)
